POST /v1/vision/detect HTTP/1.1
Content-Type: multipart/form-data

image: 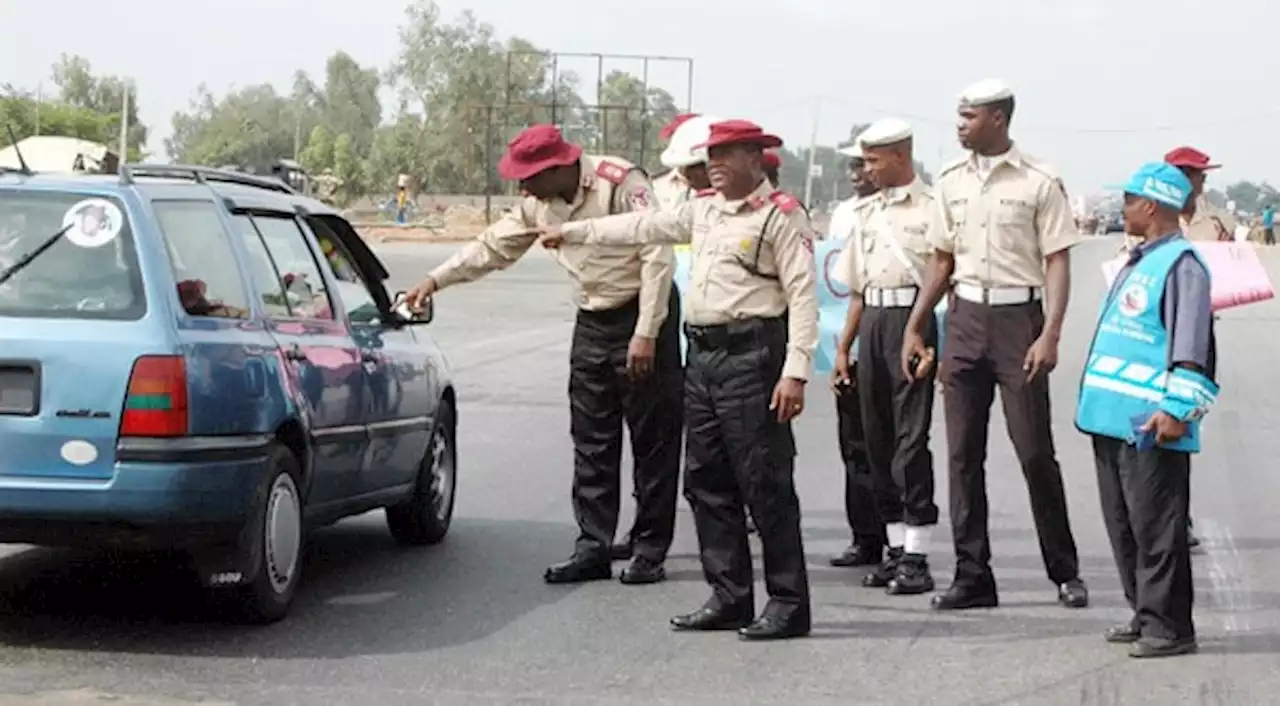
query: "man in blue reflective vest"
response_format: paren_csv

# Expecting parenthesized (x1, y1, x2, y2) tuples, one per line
(1076, 162, 1218, 659)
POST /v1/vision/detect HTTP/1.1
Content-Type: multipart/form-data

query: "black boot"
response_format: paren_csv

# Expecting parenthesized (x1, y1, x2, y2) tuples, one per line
(886, 553, 934, 595)
(862, 547, 902, 588)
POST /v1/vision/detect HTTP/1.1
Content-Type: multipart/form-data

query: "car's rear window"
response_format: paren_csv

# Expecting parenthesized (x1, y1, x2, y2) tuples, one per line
(0, 190, 145, 320)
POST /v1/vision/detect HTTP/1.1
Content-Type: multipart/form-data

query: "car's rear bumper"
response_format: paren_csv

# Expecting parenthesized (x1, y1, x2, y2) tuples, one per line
(0, 434, 273, 548)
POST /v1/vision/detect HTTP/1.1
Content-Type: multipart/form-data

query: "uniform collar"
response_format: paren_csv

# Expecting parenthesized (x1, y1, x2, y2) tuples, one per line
(967, 143, 1023, 173)
(715, 178, 775, 214)
(877, 176, 927, 206)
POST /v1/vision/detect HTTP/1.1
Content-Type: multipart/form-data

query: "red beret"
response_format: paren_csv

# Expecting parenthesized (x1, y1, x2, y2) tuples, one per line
(762, 150, 782, 169)
(1164, 146, 1220, 171)
(694, 120, 783, 151)
(497, 124, 583, 181)
(659, 113, 700, 140)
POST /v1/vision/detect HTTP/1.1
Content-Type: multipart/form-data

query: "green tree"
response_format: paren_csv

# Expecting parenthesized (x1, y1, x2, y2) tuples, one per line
(298, 124, 335, 174)
(595, 70, 678, 174)
(166, 84, 297, 168)
(50, 54, 148, 156)
(330, 133, 361, 204)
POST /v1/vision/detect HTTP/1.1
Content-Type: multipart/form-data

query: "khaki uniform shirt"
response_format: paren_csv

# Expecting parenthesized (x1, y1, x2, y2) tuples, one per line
(933, 145, 1080, 287)
(846, 178, 940, 292)
(653, 169, 694, 212)
(429, 155, 673, 338)
(1181, 195, 1236, 242)
(559, 179, 820, 381)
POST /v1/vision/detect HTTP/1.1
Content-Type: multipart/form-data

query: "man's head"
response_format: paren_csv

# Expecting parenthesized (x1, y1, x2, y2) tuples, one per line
(1118, 162, 1192, 237)
(661, 115, 719, 190)
(762, 150, 781, 186)
(956, 79, 1015, 153)
(837, 143, 876, 198)
(858, 118, 916, 190)
(497, 124, 583, 200)
(700, 119, 784, 195)
(1163, 146, 1220, 203)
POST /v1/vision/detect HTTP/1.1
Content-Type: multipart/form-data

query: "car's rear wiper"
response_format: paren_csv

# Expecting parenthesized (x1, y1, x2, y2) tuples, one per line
(0, 224, 72, 287)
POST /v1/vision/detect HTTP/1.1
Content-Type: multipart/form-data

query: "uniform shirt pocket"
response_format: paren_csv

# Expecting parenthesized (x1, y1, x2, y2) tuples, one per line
(994, 199, 1035, 249)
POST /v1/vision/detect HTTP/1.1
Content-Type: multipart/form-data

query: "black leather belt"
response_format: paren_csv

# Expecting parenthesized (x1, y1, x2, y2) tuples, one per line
(684, 316, 784, 352)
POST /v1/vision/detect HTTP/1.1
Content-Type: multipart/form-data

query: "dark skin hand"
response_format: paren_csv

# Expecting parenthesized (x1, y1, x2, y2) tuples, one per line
(832, 294, 863, 392)
(1142, 411, 1187, 445)
(902, 251, 955, 380)
(1023, 249, 1070, 382)
(770, 377, 806, 423)
(626, 336, 655, 379)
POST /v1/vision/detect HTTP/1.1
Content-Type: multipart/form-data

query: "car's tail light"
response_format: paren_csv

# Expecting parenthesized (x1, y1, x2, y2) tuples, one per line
(119, 355, 189, 437)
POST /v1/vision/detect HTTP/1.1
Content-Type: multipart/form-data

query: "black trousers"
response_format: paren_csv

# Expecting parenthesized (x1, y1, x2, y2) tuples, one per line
(684, 316, 809, 611)
(858, 304, 939, 528)
(835, 363, 886, 546)
(941, 298, 1080, 587)
(570, 289, 683, 563)
(1092, 435, 1194, 641)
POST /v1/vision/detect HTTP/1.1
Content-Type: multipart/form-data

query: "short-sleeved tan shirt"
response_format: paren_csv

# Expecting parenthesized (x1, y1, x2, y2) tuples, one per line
(559, 179, 820, 381)
(846, 177, 941, 293)
(428, 155, 673, 338)
(653, 169, 693, 212)
(1182, 195, 1236, 242)
(933, 145, 1081, 287)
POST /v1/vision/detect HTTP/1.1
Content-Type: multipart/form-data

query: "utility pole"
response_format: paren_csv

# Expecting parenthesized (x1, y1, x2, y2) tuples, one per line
(118, 83, 130, 165)
(802, 96, 821, 208)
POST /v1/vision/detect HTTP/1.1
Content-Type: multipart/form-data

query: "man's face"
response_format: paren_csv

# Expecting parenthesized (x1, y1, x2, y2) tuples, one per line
(519, 164, 574, 201)
(706, 144, 757, 191)
(848, 159, 873, 196)
(1122, 194, 1154, 235)
(957, 104, 1000, 150)
(1180, 167, 1206, 199)
(861, 145, 907, 189)
(679, 163, 711, 190)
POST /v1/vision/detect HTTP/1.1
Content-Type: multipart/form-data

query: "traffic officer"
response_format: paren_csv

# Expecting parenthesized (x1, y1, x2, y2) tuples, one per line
(901, 79, 1089, 611)
(404, 124, 683, 586)
(538, 119, 819, 641)
(653, 113, 702, 211)
(1077, 162, 1216, 659)
(837, 118, 941, 596)
(1164, 145, 1231, 552)
(828, 148, 888, 568)
(609, 113, 719, 560)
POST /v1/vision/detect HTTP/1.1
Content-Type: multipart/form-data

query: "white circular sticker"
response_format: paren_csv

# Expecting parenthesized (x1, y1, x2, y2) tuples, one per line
(60, 440, 99, 466)
(61, 198, 123, 249)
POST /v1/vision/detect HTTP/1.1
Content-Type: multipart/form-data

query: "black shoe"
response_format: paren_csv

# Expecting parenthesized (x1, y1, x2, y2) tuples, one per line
(1058, 578, 1089, 608)
(738, 609, 811, 641)
(1104, 619, 1140, 644)
(862, 547, 902, 588)
(930, 581, 998, 611)
(543, 556, 611, 584)
(830, 542, 882, 568)
(619, 556, 665, 585)
(1129, 636, 1197, 658)
(886, 553, 935, 595)
(671, 603, 754, 631)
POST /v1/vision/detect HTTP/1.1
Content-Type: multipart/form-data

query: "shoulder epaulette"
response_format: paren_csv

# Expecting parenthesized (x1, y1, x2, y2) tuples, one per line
(1019, 152, 1061, 181)
(695, 188, 717, 198)
(937, 155, 969, 178)
(595, 159, 630, 185)
(768, 191, 803, 215)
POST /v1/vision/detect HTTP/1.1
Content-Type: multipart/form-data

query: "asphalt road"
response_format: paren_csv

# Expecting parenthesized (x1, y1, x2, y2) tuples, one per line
(2, 236, 1279, 705)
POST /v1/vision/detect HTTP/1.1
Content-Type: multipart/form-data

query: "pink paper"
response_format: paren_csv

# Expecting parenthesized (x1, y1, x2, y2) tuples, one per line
(1101, 241, 1274, 312)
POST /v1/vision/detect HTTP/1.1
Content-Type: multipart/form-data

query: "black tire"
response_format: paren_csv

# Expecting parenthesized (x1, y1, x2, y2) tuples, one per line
(386, 402, 457, 546)
(229, 442, 306, 624)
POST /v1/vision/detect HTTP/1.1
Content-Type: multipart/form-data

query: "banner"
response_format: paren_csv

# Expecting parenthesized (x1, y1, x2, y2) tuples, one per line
(672, 239, 947, 377)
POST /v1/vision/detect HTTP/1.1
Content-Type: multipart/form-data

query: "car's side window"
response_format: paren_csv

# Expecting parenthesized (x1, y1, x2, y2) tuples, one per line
(229, 214, 291, 319)
(247, 215, 335, 321)
(152, 200, 250, 319)
(305, 216, 383, 326)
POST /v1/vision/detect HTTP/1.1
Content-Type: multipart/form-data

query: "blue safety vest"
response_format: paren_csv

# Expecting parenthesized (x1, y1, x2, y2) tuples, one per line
(1075, 237, 1218, 453)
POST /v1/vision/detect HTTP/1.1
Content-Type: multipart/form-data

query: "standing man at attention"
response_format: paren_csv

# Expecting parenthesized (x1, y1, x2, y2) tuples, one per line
(404, 124, 683, 587)
(537, 119, 819, 641)
(901, 79, 1088, 611)
(828, 148, 888, 569)
(838, 118, 942, 596)
(1077, 162, 1216, 659)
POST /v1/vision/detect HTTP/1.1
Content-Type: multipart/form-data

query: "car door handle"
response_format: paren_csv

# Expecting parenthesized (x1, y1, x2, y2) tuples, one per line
(283, 344, 308, 362)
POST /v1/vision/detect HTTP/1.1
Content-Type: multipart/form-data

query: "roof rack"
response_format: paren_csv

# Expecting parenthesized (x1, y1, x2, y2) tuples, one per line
(118, 164, 298, 194)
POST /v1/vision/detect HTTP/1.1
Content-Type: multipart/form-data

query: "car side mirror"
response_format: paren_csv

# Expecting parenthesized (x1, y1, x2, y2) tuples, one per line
(392, 290, 433, 326)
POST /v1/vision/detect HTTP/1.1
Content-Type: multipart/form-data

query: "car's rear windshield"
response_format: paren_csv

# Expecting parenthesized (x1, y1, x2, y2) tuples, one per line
(0, 189, 145, 320)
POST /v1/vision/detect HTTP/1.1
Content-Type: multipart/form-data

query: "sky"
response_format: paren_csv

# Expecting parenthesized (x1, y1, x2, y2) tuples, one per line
(3, 0, 1278, 194)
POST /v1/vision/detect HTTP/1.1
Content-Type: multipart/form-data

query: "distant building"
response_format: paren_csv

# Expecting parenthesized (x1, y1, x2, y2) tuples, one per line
(0, 135, 119, 173)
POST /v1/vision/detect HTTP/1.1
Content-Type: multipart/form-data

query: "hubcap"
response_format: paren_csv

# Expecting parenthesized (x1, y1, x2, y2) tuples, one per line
(427, 427, 454, 522)
(264, 474, 302, 594)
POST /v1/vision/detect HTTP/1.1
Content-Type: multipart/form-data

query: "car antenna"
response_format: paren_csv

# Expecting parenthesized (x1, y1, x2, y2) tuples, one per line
(3, 124, 33, 175)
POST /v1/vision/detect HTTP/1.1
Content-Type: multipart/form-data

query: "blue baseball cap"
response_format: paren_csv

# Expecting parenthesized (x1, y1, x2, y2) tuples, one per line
(1113, 162, 1193, 209)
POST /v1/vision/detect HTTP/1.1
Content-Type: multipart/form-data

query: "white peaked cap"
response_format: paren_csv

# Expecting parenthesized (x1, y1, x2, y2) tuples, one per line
(857, 118, 914, 148)
(958, 78, 1014, 107)
(660, 115, 720, 168)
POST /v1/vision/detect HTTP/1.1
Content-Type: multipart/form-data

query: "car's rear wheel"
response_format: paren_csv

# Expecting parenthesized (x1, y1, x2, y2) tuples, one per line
(387, 402, 456, 546)
(228, 442, 305, 624)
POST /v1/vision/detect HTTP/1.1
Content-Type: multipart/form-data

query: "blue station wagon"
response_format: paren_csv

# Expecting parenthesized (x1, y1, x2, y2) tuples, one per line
(0, 164, 458, 623)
